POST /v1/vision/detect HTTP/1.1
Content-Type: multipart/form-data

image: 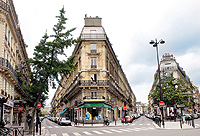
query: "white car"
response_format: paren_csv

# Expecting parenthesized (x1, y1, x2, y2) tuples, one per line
(58, 118, 71, 126)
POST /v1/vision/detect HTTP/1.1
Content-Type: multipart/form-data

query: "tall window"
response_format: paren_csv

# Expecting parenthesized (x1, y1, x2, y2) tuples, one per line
(91, 92, 97, 98)
(91, 58, 97, 68)
(90, 43, 96, 53)
(5, 24, 7, 41)
(91, 74, 97, 82)
(8, 31, 10, 47)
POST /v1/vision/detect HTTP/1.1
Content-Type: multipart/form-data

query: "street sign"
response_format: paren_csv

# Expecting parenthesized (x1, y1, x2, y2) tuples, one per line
(163, 105, 166, 109)
(37, 102, 41, 109)
(177, 105, 185, 108)
(123, 106, 127, 110)
(154, 104, 158, 109)
(18, 107, 23, 111)
(75, 106, 79, 111)
(159, 101, 165, 107)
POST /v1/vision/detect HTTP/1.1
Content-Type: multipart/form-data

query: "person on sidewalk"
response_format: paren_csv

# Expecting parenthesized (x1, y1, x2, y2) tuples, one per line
(27, 114, 32, 130)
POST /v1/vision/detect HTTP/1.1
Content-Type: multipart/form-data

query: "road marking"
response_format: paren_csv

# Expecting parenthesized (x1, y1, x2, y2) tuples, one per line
(139, 124, 143, 125)
(110, 129, 123, 133)
(73, 132, 81, 136)
(93, 131, 103, 134)
(42, 127, 46, 129)
(51, 134, 57, 136)
(119, 129, 131, 132)
(55, 126, 59, 128)
(62, 133, 69, 136)
(48, 126, 53, 128)
(147, 124, 150, 125)
(101, 130, 113, 133)
(83, 131, 93, 135)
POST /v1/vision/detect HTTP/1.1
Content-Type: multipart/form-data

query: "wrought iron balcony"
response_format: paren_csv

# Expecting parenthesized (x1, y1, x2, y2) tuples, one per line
(79, 80, 108, 86)
(91, 65, 97, 68)
(90, 50, 97, 53)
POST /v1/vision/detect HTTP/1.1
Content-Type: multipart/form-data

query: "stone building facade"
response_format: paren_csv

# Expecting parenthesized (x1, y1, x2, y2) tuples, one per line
(0, 0, 29, 125)
(51, 16, 136, 122)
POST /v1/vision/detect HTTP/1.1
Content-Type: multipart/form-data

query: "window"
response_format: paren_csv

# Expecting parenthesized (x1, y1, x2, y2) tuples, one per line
(91, 58, 97, 68)
(91, 74, 97, 82)
(5, 24, 7, 41)
(90, 43, 96, 53)
(91, 92, 97, 98)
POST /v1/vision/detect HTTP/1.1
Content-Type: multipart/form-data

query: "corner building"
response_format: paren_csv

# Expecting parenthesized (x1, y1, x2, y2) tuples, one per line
(51, 16, 136, 122)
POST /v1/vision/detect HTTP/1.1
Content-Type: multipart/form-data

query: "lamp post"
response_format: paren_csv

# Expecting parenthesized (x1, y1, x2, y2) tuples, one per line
(150, 38, 165, 128)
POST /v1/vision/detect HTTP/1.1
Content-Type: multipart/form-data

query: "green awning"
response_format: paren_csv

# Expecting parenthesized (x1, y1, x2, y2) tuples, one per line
(60, 108, 68, 115)
(79, 103, 111, 109)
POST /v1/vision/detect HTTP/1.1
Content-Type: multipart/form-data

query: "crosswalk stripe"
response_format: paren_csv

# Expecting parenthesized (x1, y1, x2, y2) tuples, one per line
(101, 130, 113, 133)
(83, 131, 93, 135)
(73, 132, 81, 136)
(93, 131, 104, 134)
(48, 126, 53, 128)
(62, 133, 69, 136)
(119, 129, 131, 132)
(147, 124, 150, 125)
(110, 129, 123, 133)
(55, 126, 59, 128)
(139, 124, 143, 125)
(51, 134, 57, 136)
(42, 127, 45, 129)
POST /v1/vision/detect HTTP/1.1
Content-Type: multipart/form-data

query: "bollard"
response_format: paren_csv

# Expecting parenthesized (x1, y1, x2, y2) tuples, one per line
(180, 119, 182, 129)
(115, 119, 116, 126)
(15, 129, 17, 136)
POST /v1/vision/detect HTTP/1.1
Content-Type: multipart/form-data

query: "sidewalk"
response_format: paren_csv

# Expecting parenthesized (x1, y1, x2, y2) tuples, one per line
(153, 120, 197, 129)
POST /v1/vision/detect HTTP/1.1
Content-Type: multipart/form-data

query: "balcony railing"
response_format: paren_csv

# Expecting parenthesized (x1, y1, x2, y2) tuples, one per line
(0, 57, 18, 80)
(80, 80, 108, 86)
(80, 33, 106, 39)
(90, 50, 97, 53)
(83, 96, 105, 100)
(91, 65, 97, 68)
(0, 0, 19, 39)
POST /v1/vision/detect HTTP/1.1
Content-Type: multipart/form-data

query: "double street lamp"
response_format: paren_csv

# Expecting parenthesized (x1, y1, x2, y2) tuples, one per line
(150, 38, 165, 128)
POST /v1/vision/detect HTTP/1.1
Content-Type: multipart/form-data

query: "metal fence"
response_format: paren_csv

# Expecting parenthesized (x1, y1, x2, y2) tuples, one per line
(0, 127, 24, 136)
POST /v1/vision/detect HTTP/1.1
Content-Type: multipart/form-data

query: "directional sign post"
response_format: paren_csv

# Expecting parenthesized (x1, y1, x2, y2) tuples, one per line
(37, 102, 41, 109)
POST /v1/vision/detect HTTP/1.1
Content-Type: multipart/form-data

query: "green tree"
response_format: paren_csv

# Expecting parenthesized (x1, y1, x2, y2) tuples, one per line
(150, 72, 194, 108)
(26, 7, 80, 134)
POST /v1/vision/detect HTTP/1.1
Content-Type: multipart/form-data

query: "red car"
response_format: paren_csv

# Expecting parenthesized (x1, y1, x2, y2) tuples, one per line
(121, 115, 133, 123)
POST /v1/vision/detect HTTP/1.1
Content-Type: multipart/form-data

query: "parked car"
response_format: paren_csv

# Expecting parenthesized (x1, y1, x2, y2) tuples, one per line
(58, 117, 71, 126)
(121, 115, 133, 123)
(54, 117, 60, 123)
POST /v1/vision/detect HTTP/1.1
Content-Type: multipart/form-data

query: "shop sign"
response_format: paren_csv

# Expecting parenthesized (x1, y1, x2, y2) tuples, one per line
(118, 107, 122, 110)
(4, 100, 14, 108)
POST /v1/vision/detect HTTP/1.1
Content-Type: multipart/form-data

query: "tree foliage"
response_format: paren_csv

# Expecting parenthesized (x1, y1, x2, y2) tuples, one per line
(150, 72, 194, 108)
(23, 7, 80, 133)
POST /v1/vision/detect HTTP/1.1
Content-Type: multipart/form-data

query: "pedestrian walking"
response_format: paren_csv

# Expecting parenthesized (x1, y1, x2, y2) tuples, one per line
(27, 114, 32, 130)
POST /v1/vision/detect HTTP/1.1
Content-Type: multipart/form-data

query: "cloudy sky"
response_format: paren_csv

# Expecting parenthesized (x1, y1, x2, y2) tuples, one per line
(13, 0, 200, 104)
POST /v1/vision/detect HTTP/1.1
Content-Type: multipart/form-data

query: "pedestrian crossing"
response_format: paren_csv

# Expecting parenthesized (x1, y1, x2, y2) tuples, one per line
(48, 127, 155, 136)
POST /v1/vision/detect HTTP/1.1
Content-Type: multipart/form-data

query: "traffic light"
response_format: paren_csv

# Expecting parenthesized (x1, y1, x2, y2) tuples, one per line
(124, 101, 126, 106)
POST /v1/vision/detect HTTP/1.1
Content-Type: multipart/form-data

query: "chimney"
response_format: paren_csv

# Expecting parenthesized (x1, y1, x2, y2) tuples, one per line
(84, 16, 102, 27)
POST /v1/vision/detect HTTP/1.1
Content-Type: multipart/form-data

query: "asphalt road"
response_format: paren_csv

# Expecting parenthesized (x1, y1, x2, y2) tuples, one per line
(41, 116, 200, 136)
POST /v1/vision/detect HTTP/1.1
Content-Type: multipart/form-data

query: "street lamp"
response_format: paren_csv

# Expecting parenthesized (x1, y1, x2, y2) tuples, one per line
(150, 38, 165, 128)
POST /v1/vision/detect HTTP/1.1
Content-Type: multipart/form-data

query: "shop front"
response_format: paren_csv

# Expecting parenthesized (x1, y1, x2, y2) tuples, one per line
(76, 103, 111, 123)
